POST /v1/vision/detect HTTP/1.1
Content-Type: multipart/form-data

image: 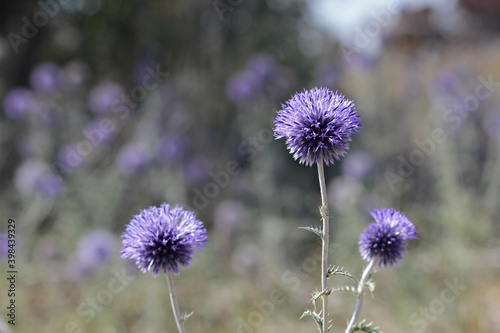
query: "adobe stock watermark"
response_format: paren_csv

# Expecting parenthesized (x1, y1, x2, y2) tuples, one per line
(339, 0, 401, 64)
(408, 278, 466, 333)
(192, 126, 273, 210)
(235, 246, 323, 333)
(213, 0, 243, 21)
(56, 65, 169, 174)
(8, 0, 65, 54)
(58, 267, 136, 333)
(384, 74, 500, 191)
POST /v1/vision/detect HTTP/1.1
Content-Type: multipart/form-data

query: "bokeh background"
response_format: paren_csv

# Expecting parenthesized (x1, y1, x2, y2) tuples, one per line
(0, 0, 499, 332)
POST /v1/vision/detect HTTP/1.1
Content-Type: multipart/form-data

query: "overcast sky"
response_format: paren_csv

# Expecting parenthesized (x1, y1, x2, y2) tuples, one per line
(308, 0, 459, 43)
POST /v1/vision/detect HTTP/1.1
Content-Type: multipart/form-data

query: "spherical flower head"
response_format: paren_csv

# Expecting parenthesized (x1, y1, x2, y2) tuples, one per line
(121, 203, 207, 276)
(359, 208, 417, 267)
(274, 87, 361, 166)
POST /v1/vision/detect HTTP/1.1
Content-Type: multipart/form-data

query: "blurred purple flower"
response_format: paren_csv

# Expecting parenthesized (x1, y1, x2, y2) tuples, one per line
(116, 143, 150, 176)
(2, 88, 36, 119)
(213, 199, 248, 233)
(341, 151, 375, 180)
(88, 82, 124, 115)
(37, 173, 65, 197)
(359, 208, 417, 267)
(246, 53, 277, 81)
(72, 229, 117, 277)
(158, 135, 190, 165)
(84, 118, 117, 146)
(434, 68, 467, 96)
(226, 71, 261, 103)
(274, 87, 362, 166)
(183, 157, 212, 185)
(226, 53, 287, 103)
(14, 159, 64, 197)
(29, 62, 61, 93)
(121, 203, 207, 276)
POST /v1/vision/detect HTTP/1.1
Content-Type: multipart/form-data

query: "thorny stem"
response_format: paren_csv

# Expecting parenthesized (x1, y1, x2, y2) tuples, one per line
(317, 160, 330, 333)
(345, 258, 377, 333)
(166, 270, 187, 333)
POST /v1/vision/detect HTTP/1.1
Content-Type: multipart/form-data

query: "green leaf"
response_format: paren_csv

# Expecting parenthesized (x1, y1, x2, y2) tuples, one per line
(310, 289, 332, 304)
(181, 312, 194, 322)
(350, 319, 382, 333)
(300, 309, 323, 333)
(332, 285, 358, 295)
(299, 226, 323, 238)
(364, 279, 376, 295)
(319, 205, 329, 217)
(326, 265, 355, 283)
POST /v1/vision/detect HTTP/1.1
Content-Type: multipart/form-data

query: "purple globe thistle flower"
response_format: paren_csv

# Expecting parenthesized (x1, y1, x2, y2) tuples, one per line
(359, 208, 417, 267)
(121, 203, 207, 276)
(274, 87, 361, 166)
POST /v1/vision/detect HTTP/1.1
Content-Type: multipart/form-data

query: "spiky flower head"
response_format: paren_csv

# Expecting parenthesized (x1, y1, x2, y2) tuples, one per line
(121, 203, 207, 276)
(274, 87, 361, 166)
(359, 208, 417, 267)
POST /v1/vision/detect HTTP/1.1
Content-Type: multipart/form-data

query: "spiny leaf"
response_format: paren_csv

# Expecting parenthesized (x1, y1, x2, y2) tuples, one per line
(310, 289, 332, 304)
(300, 309, 323, 332)
(326, 265, 355, 282)
(181, 312, 193, 322)
(364, 279, 376, 295)
(319, 205, 329, 217)
(299, 226, 323, 238)
(350, 319, 382, 333)
(332, 285, 358, 295)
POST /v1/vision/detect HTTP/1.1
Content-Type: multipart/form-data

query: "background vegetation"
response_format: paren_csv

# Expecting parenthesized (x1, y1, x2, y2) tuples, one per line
(0, 0, 499, 332)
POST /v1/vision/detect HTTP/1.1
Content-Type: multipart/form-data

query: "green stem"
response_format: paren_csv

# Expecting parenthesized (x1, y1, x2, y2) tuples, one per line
(345, 258, 377, 333)
(317, 160, 330, 333)
(166, 270, 186, 333)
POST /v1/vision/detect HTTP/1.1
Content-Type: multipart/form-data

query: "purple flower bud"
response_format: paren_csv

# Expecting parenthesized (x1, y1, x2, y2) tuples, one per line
(359, 208, 417, 267)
